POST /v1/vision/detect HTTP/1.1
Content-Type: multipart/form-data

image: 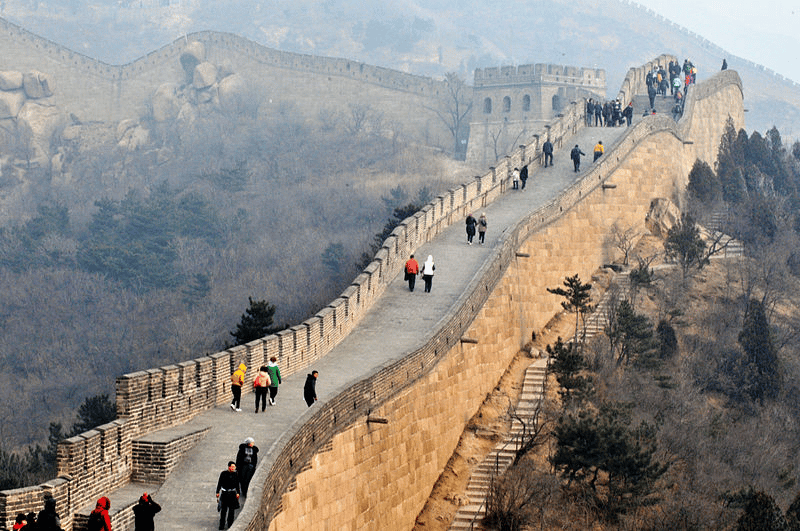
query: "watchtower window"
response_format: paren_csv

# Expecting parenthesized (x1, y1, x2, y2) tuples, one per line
(502, 96, 511, 112)
(522, 94, 531, 112)
(483, 98, 492, 114)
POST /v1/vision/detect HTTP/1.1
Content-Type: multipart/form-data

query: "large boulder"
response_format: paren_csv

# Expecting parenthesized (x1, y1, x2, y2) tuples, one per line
(17, 101, 68, 163)
(22, 71, 53, 99)
(0, 90, 25, 119)
(193, 62, 217, 89)
(0, 70, 24, 91)
(151, 83, 181, 122)
(180, 41, 206, 79)
(117, 124, 150, 151)
(645, 198, 681, 238)
(217, 73, 250, 115)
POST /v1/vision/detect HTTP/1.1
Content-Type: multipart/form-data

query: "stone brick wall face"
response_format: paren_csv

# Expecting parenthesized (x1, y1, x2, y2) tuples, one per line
(0, 57, 742, 530)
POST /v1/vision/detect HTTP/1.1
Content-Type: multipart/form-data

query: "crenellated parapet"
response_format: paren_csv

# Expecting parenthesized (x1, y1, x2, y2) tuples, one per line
(0, 56, 745, 530)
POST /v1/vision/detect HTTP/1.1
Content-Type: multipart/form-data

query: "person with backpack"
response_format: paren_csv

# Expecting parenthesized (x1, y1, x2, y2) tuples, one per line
(253, 366, 271, 413)
(230, 363, 246, 412)
(404, 255, 419, 292)
(132, 493, 160, 531)
(265, 357, 282, 405)
(542, 139, 554, 167)
(87, 497, 112, 531)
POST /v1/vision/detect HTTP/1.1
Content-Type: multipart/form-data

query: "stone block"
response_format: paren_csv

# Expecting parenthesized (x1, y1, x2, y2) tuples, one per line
(0, 70, 23, 90)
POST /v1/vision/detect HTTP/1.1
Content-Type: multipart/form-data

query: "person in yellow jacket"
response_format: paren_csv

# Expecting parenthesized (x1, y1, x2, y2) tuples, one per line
(230, 363, 246, 412)
(593, 141, 604, 162)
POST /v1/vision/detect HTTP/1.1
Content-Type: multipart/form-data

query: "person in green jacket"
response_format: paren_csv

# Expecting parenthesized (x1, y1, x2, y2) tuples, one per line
(265, 357, 282, 406)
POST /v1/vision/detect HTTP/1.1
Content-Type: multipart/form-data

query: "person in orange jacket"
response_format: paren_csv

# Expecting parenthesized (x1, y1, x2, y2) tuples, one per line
(253, 365, 271, 413)
(404, 255, 419, 292)
(230, 363, 246, 412)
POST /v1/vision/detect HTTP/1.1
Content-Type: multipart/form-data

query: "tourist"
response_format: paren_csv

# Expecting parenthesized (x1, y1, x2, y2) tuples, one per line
(216, 462, 240, 530)
(37, 495, 62, 531)
(230, 363, 246, 412)
(465, 213, 477, 245)
(132, 493, 161, 531)
(304, 371, 318, 407)
(421, 255, 436, 293)
(265, 357, 282, 405)
(593, 141, 604, 162)
(253, 365, 271, 413)
(404, 254, 420, 292)
(87, 497, 112, 531)
(542, 139, 553, 167)
(236, 438, 259, 498)
(570, 144, 585, 172)
(519, 165, 528, 190)
(478, 213, 488, 245)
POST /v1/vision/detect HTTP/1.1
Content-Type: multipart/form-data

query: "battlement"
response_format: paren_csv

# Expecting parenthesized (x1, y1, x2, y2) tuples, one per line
(474, 63, 605, 88)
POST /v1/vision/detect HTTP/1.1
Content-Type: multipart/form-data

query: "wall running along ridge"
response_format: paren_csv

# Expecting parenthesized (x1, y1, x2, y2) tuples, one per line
(0, 53, 743, 529)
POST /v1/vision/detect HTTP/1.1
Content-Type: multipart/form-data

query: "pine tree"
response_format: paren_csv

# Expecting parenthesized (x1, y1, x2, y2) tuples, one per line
(664, 213, 707, 278)
(738, 299, 780, 401)
(230, 297, 278, 346)
(547, 337, 593, 407)
(547, 274, 593, 345)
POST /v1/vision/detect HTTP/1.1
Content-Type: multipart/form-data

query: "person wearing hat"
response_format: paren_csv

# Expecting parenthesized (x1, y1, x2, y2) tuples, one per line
(132, 492, 161, 531)
(236, 437, 259, 498)
(477, 213, 488, 245)
(216, 462, 240, 530)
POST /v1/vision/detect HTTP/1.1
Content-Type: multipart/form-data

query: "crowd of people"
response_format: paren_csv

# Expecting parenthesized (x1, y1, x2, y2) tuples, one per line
(584, 98, 634, 128)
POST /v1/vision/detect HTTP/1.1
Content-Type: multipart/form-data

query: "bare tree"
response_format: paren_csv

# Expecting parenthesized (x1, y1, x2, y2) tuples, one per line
(424, 72, 473, 158)
(610, 223, 642, 266)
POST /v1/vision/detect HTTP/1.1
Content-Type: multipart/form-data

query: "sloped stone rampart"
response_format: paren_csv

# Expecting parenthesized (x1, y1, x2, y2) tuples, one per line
(0, 59, 743, 530)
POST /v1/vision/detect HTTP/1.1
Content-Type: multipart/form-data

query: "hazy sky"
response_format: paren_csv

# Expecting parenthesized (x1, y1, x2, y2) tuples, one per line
(633, 0, 800, 83)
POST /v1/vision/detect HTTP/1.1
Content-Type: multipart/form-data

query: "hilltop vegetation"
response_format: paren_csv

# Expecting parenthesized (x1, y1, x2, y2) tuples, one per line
(0, 92, 468, 464)
(416, 125, 800, 530)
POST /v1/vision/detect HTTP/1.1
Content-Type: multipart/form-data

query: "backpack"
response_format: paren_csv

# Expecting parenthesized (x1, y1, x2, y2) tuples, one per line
(87, 511, 104, 531)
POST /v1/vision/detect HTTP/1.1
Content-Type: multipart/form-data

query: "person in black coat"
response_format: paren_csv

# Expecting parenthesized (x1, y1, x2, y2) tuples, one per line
(542, 139, 553, 167)
(216, 462, 240, 530)
(37, 496, 62, 531)
(132, 493, 161, 531)
(235, 438, 259, 498)
(304, 371, 318, 406)
(570, 145, 585, 172)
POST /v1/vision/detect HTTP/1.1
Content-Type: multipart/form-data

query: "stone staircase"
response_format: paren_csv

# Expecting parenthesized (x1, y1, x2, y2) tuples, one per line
(705, 211, 744, 258)
(448, 359, 548, 530)
(448, 275, 629, 530)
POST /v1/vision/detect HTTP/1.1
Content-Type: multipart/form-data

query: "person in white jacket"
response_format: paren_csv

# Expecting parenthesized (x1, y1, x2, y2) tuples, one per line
(421, 255, 436, 293)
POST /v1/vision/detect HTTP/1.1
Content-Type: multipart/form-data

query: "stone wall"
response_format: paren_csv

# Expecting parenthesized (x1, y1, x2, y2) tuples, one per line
(0, 18, 452, 145)
(248, 68, 744, 531)
(0, 58, 743, 530)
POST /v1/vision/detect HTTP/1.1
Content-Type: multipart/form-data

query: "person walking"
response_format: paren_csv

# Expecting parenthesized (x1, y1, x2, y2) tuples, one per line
(265, 357, 282, 405)
(216, 462, 240, 530)
(421, 255, 435, 293)
(570, 144, 585, 172)
(236, 437, 259, 498)
(593, 141, 604, 162)
(304, 370, 318, 406)
(542, 139, 553, 168)
(510, 167, 520, 189)
(87, 497, 112, 531)
(132, 493, 161, 531)
(404, 254, 419, 292)
(477, 213, 488, 245)
(252, 365, 271, 413)
(465, 213, 477, 245)
(519, 165, 528, 190)
(230, 363, 246, 412)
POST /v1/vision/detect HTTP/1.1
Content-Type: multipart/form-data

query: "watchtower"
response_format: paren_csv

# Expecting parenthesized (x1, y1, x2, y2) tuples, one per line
(466, 63, 606, 164)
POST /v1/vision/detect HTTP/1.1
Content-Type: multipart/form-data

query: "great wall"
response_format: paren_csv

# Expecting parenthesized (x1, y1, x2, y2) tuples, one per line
(0, 19, 745, 529)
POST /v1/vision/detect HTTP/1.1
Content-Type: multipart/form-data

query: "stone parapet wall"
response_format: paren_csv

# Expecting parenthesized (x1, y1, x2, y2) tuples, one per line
(244, 68, 744, 530)
(616, 53, 677, 107)
(0, 60, 743, 530)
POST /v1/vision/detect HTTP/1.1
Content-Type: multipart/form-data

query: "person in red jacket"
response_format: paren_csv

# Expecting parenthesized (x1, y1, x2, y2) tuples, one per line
(404, 255, 419, 292)
(88, 496, 112, 531)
